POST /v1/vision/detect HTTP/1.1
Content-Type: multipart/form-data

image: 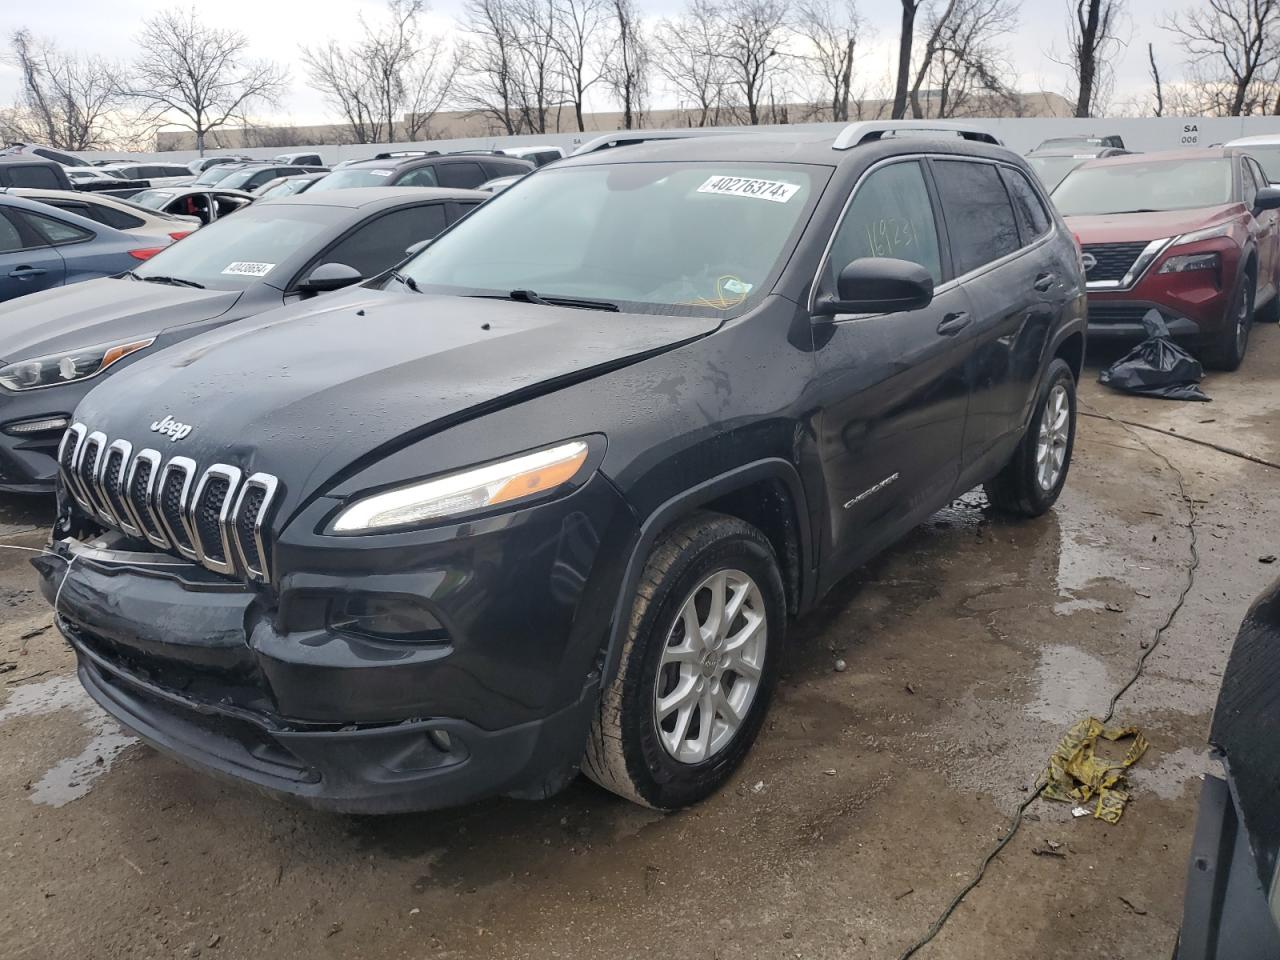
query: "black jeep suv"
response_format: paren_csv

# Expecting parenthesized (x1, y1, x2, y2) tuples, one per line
(38, 122, 1086, 813)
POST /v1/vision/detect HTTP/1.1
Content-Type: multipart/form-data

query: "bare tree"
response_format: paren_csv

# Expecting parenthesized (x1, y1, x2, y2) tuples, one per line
(719, 0, 790, 124)
(127, 10, 287, 154)
(550, 0, 609, 132)
(908, 0, 1017, 118)
(457, 0, 564, 134)
(1148, 41, 1164, 116)
(302, 0, 455, 144)
(5, 30, 128, 150)
(1164, 0, 1280, 116)
(794, 0, 863, 120)
(604, 0, 650, 127)
(1065, 0, 1123, 117)
(653, 0, 731, 126)
(892, 0, 925, 118)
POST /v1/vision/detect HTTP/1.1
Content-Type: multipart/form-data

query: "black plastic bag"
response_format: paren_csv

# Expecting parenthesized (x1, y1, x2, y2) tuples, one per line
(1098, 310, 1211, 402)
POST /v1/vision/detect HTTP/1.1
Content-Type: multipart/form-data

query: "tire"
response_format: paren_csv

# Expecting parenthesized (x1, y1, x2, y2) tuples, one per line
(582, 512, 786, 810)
(983, 357, 1076, 518)
(1203, 267, 1254, 371)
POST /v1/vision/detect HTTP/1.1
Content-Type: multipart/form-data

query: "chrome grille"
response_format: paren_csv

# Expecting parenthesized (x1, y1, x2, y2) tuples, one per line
(1082, 242, 1149, 283)
(58, 422, 279, 582)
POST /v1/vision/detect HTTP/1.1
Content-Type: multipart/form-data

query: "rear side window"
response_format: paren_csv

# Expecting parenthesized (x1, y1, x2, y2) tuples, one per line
(7, 165, 62, 189)
(827, 160, 943, 285)
(532, 151, 560, 167)
(19, 210, 93, 245)
(932, 160, 1020, 274)
(313, 204, 449, 280)
(1000, 167, 1052, 242)
(437, 162, 486, 189)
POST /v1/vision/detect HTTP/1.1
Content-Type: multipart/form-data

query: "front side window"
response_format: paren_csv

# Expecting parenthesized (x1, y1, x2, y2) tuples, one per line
(1245, 147, 1280, 184)
(932, 160, 1020, 275)
(1053, 158, 1234, 215)
(1242, 159, 1259, 208)
(401, 161, 823, 316)
(313, 205, 449, 281)
(826, 160, 943, 286)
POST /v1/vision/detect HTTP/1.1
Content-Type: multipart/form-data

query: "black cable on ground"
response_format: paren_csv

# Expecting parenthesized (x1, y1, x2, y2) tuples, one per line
(896, 404, 1201, 960)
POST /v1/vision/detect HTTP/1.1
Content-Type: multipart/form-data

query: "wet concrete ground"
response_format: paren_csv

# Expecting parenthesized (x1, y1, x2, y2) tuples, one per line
(3, 329, 1280, 960)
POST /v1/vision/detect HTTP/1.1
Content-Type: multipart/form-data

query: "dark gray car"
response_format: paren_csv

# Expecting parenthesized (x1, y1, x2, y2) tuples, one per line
(0, 187, 485, 492)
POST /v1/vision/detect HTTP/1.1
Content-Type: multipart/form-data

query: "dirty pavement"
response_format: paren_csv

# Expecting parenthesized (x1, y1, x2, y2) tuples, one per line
(4, 329, 1280, 960)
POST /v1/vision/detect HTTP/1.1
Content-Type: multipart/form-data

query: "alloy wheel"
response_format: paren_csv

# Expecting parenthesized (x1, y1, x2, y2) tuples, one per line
(653, 569, 767, 764)
(1035, 384, 1070, 491)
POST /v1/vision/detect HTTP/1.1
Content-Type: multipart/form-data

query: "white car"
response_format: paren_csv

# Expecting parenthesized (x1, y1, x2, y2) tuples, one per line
(274, 151, 325, 166)
(1224, 135, 1280, 186)
(0, 187, 201, 240)
(98, 162, 195, 186)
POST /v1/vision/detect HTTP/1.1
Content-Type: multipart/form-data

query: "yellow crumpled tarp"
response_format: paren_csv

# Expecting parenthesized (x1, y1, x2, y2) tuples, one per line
(1043, 717, 1149, 823)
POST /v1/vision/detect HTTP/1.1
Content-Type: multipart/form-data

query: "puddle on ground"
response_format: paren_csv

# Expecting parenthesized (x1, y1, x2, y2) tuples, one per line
(1028, 644, 1112, 726)
(0, 675, 136, 806)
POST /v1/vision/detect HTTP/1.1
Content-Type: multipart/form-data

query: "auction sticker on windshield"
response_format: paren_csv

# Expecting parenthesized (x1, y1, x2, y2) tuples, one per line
(697, 176, 800, 203)
(222, 261, 276, 277)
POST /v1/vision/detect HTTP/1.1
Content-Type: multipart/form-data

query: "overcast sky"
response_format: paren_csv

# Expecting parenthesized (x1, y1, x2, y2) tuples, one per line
(0, 0, 1183, 125)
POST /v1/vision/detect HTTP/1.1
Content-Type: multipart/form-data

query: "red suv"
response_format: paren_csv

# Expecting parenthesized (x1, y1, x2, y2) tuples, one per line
(1054, 148, 1280, 369)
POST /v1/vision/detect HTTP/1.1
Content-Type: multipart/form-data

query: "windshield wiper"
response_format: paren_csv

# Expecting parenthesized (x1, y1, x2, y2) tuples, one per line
(135, 273, 205, 289)
(391, 270, 421, 293)
(505, 289, 619, 312)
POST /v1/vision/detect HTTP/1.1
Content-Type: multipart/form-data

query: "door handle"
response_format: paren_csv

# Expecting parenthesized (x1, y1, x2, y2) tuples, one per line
(1033, 273, 1057, 292)
(9, 266, 47, 280)
(937, 311, 971, 336)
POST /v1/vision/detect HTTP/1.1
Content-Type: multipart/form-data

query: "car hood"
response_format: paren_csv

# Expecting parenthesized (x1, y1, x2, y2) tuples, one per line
(74, 290, 720, 497)
(0, 277, 242, 363)
(1065, 204, 1246, 243)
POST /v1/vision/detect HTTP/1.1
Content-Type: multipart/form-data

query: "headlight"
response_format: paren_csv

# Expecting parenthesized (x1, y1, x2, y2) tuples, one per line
(332, 439, 591, 532)
(1159, 252, 1220, 274)
(0, 337, 155, 392)
(1171, 223, 1233, 246)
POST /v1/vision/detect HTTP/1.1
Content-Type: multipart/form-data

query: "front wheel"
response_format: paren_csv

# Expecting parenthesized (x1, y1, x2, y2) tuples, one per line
(582, 512, 786, 810)
(983, 357, 1076, 517)
(1203, 268, 1254, 371)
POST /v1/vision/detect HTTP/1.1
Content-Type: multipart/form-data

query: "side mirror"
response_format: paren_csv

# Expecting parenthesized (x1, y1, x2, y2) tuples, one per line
(814, 257, 935, 317)
(404, 238, 432, 258)
(1255, 186, 1280, 214)
(297, 262, 362, 294)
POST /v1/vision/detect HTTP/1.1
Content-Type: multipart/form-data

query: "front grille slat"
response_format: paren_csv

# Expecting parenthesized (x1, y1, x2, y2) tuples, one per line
(58, 422, 277, 582)
(1082, 242, 1150, 283)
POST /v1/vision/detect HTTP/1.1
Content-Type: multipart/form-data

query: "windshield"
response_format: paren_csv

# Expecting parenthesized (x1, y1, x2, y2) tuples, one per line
(1244, 146, 1280, 184)
(130, 190, 179, 209)
(310, 168, 396, 191)
(194, 166, 239, 186)
(1027, 156, 1088, 190)
(1053, 158, 1235, 216)
(399, 162, 821, 316)
(130, 205, 344, 290)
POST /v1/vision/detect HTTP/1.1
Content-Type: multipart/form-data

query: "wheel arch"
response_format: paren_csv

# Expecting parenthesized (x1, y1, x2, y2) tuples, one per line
(600, 459, 812, 687)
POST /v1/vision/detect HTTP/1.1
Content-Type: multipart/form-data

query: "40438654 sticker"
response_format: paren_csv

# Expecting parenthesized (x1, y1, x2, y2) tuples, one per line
(696, 176, 801, 203)
(221, 261, 276, 277)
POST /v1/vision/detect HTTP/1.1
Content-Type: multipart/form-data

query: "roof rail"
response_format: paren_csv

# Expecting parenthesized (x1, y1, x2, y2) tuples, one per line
(371, 150, 441, 160)
(832, 120, 1002, 150)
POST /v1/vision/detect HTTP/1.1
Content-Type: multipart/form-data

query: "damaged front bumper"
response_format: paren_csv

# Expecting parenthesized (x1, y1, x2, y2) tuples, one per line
(33, 533, 609, 814)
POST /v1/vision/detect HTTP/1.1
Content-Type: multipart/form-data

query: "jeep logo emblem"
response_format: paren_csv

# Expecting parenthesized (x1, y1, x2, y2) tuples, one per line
(150, 415, 193, 442)
(1080, 252, 1097, 272)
